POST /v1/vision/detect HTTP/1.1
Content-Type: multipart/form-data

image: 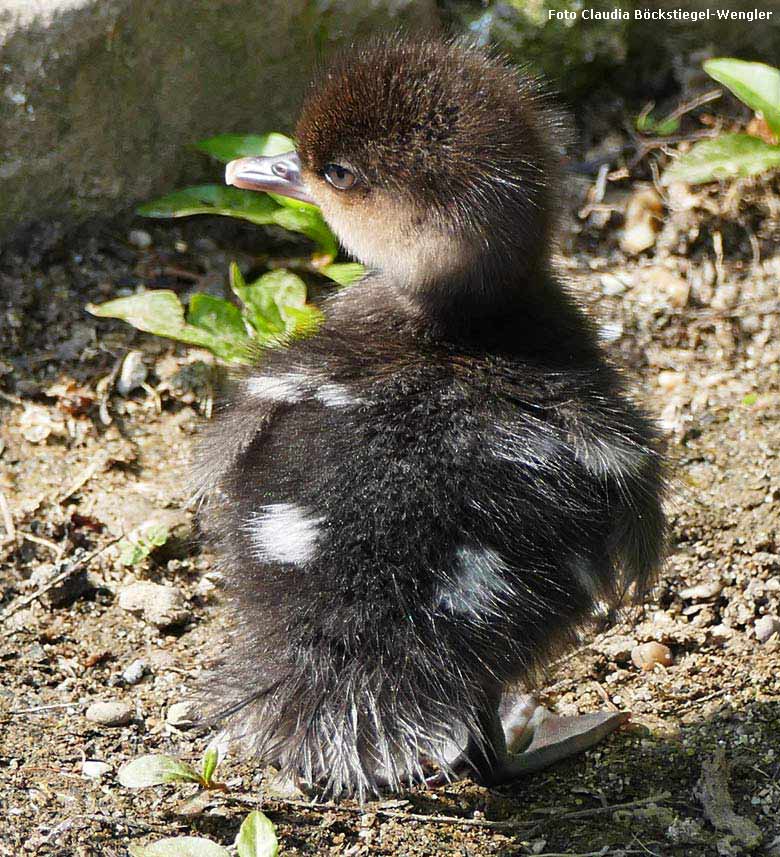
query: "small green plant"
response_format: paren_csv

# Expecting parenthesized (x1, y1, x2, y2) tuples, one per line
(88, 133, 364, 364)
(120, 747, 279, 856)
(663, 58, 780, 185)
(635, 103, 680, 137)
(128, 811, 278, 857)
(118, 522, 170, 567)
(118, 745, 224, 790)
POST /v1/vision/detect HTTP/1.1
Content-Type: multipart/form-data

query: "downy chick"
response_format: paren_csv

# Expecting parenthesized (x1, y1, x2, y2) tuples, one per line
(195, 36, 666, 799)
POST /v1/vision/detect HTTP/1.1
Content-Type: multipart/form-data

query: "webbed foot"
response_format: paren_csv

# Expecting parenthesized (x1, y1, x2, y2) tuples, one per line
(427, 692, 628, 787)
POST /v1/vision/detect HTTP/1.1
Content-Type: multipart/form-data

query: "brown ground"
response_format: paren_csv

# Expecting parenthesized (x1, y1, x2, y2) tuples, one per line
(1, 165, 779, 856)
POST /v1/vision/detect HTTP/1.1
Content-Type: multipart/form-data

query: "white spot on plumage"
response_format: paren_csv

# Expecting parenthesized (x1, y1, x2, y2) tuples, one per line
(575, 437, 646, 479)
(490, 420, 561, 469)
(436, 546, 513, 618)
(315, 383, 363, 408)
(246, 373, 308, 403)
(246, 503, 323, 565)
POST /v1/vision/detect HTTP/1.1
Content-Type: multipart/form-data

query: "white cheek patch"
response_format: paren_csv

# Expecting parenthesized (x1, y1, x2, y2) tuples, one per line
(245, 373, 309, 403)
(315, 383, 363, 408)
(436, 546, 513, 618)
(245, 503, 323, 565)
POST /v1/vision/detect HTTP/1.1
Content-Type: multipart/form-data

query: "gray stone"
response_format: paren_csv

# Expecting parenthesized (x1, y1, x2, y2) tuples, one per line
(600, 634, 638, 663)
(82, 759, 112, 778)
(118, 580, 190, 628)
(166, 700, 197, 728)
(0, 0, 438, 239)
(128, 229, 152, 249)
(679, 580, 723, 601)
(755, 615, 780, 644)
(121, 658, 148, 685)
(85, 699, 133, 726)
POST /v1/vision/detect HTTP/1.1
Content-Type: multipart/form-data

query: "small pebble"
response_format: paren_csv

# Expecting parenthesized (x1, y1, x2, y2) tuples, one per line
(121, 659, 148, 685)
(644, 267, 689, 308)
(600, 634, 638, 662)
(193, 237, 218, 253)
(85, 700, 133, 727)
(620, 188, 663, 255)
(679, 580, 723, 601)
(631, 641, 673, 671)
(657, 370, 684, 392)
(118, 581, 191, 629)
(755, 615, 780, 644)
(82, 760, 112, 779)
(600, 274, 626, 296)
(19, 404, 65, 444)
(709, 624, 734, 641)
(128, 229, 152, 249)
(116, 350, 148, 397)
(167, 700, 198, 728)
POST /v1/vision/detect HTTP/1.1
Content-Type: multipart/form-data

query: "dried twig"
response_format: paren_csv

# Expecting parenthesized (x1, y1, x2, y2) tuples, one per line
(226, 791, 671, 833)
(10, 701, 88, 715)
(0, 487, 15, 542)
(662, 88, 723, 126)
(17, 531, 64, 558)
(78, 813, 175, 835)
(56, 453, 109, 504)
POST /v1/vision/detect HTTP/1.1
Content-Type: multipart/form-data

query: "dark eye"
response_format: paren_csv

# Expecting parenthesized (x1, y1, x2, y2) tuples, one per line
(323, 163, 357, 190)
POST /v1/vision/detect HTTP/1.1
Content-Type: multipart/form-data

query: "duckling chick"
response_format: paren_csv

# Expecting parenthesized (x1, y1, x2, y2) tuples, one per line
(195, 37, 666, 799)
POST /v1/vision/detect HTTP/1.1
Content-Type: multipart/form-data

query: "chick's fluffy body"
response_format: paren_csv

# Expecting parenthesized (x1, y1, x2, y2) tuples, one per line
(195, 39, 666, 798)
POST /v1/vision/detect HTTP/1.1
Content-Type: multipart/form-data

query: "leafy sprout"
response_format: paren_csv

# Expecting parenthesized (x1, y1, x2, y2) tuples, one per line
(118, 743, 225, 791)
(120, 747, 279, 857)
(663, 58, 780, 185)
(118, 523, 170, 567)
(128, 812, 278, 857)
(89, 132, 364, 363)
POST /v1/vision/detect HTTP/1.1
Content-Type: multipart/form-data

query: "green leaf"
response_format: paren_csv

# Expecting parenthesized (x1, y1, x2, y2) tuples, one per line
(187, 293, 248, 343)
(320, 262, 365, 287)
(118, 755, 202, 788)
(185, 294, 250, 362)
(662, 133, 780, 185)
(320, 262, 366, 286)
(137, 185, 280, 226)
(742, 392, 758, 406)
(195, 132, 295, 163)
(138, 183, 336, 254)
(201, 746, 219, 786)
(235, 811, 279, 857)
(129, 837, 230, 857)
(704, 58, 780, 136)
(88, 291, 215, 349)
(270, 206, 338, 257)
(230, 265, 322, 342)
(117, 524, 169, 566)
(87, 290, 251, 364)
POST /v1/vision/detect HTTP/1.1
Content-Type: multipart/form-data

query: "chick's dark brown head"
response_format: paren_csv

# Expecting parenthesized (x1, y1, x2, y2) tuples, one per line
(229, 38, 567, 284)
(298, 39, 565, 282)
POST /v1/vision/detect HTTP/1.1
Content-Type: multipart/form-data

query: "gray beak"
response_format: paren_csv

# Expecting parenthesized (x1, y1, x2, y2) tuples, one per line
(225, 151, 315, 204)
